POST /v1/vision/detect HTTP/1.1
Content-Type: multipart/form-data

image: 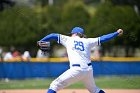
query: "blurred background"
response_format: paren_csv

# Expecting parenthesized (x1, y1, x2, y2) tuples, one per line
(0, 0, 140, 90)
(0, 0, 140, 59)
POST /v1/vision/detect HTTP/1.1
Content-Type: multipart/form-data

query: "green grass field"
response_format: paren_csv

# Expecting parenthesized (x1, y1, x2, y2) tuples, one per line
(0, 76, 140, 89)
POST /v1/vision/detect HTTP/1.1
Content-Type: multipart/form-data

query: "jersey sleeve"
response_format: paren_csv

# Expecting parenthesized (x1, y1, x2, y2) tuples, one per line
(88, 37, 100, 47)
(58, 34, 69, 47)
(40, 33, 59, 42)
(100, 32, 119, 43)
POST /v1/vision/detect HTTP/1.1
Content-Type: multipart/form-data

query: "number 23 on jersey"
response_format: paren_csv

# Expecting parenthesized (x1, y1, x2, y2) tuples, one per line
(74, 41, 84, 51)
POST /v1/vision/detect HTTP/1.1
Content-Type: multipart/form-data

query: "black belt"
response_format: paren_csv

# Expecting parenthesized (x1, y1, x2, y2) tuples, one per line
(72, 63, 92, 67)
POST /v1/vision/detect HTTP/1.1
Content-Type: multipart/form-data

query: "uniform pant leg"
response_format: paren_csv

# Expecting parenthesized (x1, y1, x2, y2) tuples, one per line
(82, 69, 100, 93)
(49, 67, 84, 91)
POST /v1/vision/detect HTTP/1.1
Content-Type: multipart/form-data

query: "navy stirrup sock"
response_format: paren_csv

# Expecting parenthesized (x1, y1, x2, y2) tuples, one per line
(47, 89, 56, 93)
(99, 90, 105, 93)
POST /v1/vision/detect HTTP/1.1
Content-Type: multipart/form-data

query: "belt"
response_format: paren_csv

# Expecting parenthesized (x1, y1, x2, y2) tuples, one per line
(72, 63, 92, 67)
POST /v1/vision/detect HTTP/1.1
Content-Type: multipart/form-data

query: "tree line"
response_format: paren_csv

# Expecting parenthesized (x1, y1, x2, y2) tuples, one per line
(0, 0, 139, 57)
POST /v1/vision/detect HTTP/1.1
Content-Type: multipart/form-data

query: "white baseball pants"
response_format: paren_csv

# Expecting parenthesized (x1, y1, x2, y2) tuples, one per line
(49, 66, 100, 93)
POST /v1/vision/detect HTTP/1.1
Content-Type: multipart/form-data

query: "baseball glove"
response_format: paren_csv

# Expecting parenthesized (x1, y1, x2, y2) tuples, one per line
(37, 41, 50, 54)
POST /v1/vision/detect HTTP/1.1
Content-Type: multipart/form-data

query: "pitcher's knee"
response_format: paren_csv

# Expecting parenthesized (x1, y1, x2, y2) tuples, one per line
(99, 90, 105, 93)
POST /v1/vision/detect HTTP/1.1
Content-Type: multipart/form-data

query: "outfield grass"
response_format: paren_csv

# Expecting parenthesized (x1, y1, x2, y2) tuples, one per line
(0, 76, 140, 89)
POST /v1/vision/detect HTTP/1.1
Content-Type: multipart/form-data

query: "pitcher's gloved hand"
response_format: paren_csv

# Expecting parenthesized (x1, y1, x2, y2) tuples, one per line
(37, 41, 50, 54)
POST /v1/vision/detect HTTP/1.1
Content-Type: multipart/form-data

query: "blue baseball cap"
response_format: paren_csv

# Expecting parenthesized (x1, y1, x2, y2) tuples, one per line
(71, 27, 84, 34)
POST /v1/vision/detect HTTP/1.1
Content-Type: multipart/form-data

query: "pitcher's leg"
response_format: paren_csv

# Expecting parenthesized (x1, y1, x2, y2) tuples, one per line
(83, 76, 100, 93)
(83, 69, 104, 93)
(84, 80, 105, 93)
(48, 68, 83, 92)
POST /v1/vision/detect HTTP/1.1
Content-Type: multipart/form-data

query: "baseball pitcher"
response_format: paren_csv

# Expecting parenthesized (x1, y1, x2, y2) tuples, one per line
(37, 27, 123, 93)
